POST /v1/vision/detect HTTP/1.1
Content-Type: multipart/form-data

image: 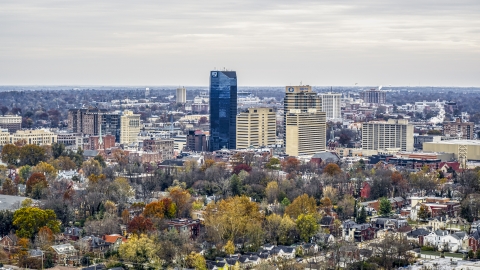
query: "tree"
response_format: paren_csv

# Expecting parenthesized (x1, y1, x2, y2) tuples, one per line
(337, 195, 355, 220)
(169, 186, 191, 218)
(204, 196, 263, 248)
(127, 216, 154, 235)
(13, 207, 60, 239)
(279, 214, 297, 245)
(296, 214, 319, 242)
(264, 214, 282, 245)
(19, 144, 47, 166)
(32, 161, 57, 181)
(53, 156, 77, 171)
(82, 159, 102, 178)
(112, 149, 129, 168)
(232, 163, 252, 175)
(282, 157, 300, 173)
(224, 240, 235, 255)
(118, 234, 159, 267)
(0, 106, 8, 116)
(185, 252, 207, 270)
(323, 163, 341, 176)
(265, 181, 280, 203)
(266, 157, 281, 170)
(18, 165, 32, 182)
(2, 178, 17, 195)
(143, 201, 166, 219)
(0, 210, 14, 236)
(378, 197, 392, 216)
(285, 194, 317, 219)
(34, 226, 54, 249)
(1, 144, 20, 166)
(230, 174, 243, 196)
(357, 206, 367, 224)
(51, 143, 65, 159)
(94, 154, 107, 168)
(26, 172, 48, 198)
(418, 205, 430, 220)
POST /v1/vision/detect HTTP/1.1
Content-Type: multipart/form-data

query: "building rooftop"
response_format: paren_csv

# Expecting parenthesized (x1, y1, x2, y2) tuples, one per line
(425, 140, 480, 146)
(0, 195, 29, 211)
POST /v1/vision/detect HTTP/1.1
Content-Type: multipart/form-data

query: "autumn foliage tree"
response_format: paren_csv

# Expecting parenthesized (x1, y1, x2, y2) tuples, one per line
(127, 216, 154, 235)
(323, 163, 342, 176)
(26, 172, 48, 198)
(285, 194, 317, 219)
(282, 157, 300, 173)
(142, 198, 178, 219)
(169, 186, 191, 218)
(232, 163, 252, 175)
(13, 207, 60, 239)
(204, 196, 263, 249)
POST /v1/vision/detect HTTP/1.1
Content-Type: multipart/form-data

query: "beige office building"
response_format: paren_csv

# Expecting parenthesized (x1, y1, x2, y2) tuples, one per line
(236, 107, 276, 149)
(284, 86, 327, 156)
(2, 129, 58, 146)
(423, 140, 480, 161)
(362, 119, 414, 151)
(176, 87, 187, 104)
(120, 110, 141, 144)
(319, 92, 342, 120)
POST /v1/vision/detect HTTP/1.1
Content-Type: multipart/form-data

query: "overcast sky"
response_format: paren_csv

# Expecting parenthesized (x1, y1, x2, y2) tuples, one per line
(1, 0, 480, 86)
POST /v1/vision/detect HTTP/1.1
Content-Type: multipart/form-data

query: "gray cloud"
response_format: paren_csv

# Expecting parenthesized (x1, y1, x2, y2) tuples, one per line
(0, 0, 479, 86)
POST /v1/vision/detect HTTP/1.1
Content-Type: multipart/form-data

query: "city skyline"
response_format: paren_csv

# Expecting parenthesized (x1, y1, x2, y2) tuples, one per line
(1, 0, 479, 86)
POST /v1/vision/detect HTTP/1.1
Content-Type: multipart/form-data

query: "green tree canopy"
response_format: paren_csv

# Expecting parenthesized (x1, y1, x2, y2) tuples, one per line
(296, 214, 319, 242)
(13, 207, 60, 239)
(378, 197, 392, 216)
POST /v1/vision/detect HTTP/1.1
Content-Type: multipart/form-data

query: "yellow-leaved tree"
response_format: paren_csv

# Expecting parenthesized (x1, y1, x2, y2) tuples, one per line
(285, 194, 317, 219)
(118, 234, 159, 267)
(204, 196, 263, 250)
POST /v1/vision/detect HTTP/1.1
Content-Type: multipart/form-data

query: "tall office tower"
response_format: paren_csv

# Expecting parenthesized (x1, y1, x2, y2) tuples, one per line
(319, 92, 342, 120)
(68, 109, 121, 142)
(209, 70, 237, 151)
(284, 86, 327, 156)
(145, 87, 150, 98)
(0, 115, 22, 132)
(236, 107, 276, 149)
(120, 110, 141, 144)
(176, 87, 186, 103)
(443, 118, 475, 139)
(362, 119, 414, 151)
(360, 88, 386, 104)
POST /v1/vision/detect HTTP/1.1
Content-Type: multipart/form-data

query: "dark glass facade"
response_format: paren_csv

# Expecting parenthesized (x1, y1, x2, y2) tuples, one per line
(209, 71, 237, 151)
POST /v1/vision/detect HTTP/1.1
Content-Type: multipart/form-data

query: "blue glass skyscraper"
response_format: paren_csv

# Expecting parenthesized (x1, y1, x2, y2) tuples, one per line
(209, 70, 237, 151)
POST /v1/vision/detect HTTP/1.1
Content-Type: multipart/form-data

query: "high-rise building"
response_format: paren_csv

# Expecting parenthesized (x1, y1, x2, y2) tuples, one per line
(0, 115, 22, 133)
(236, 107, 276, 149)
(68, 109, 121, 142)
(120, 110, 141, 145)
(145, 87, 150, 98)
(284, 86, 327, 156)
(443, 118, 475, 139)
(360, 89, 386, 104)
(186, 130, 208, 152)
(319, 92, 342, 120)
(176, 87, 186, 104)
(209, 70, 237, 151)
(362, 119, 414, 151)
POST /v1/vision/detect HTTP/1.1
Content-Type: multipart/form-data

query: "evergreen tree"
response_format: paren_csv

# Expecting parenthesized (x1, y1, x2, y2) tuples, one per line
(357, 206, 367, 224)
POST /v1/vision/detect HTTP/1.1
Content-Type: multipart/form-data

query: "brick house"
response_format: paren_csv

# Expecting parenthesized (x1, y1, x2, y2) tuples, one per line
(167, 219, 201, 239)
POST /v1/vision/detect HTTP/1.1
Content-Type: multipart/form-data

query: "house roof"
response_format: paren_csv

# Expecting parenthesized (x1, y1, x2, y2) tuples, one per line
(320, 216, 334, 225)
(407, 228, 431, 237)
(104, 234, 125, 243)
(51, 243, 76, 254)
